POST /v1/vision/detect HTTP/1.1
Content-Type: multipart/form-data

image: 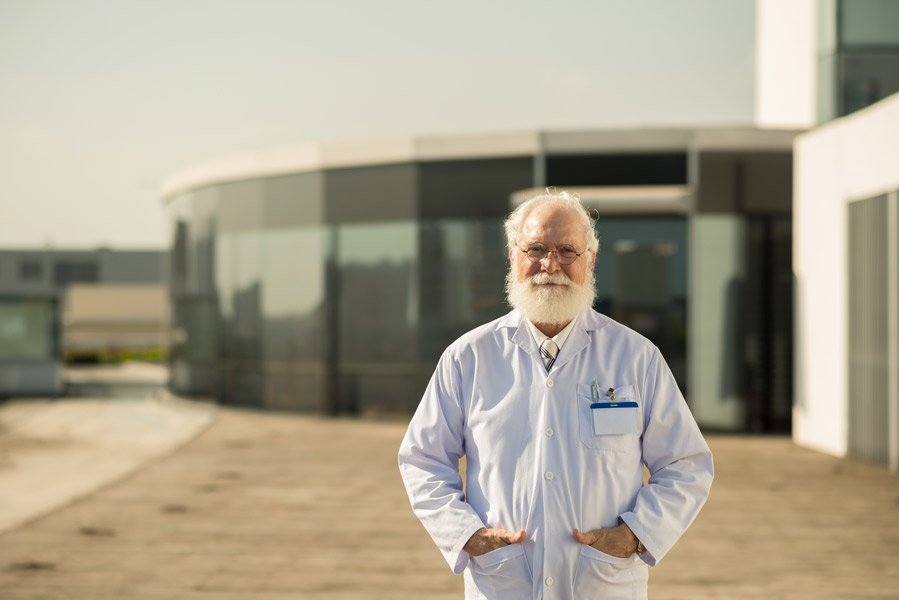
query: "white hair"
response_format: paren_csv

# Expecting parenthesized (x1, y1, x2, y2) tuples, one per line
(504, 189, 599, 254)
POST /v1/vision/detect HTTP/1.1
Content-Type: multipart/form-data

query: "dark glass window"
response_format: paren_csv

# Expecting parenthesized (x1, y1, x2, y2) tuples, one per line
(698, 153, 792, 214)
(325, 164, 417, 224)
(838, 53, 899, 116)
(743, 216, 793, 433)
(594, 217, 688, 391)
(260, 225, 329, 412)
(18, 260, 42, 281)
(840, 0, 899, 46)
(334, 221, 418, 415)
(263, 172, 324, 228)
(418, 158, 534, 220)
(0, 298, 57, 360)
(546, 154, 687, 187)
(818, 0, 899, 120)
(418, 218, 508, 363)
(53, 261, 98, 285)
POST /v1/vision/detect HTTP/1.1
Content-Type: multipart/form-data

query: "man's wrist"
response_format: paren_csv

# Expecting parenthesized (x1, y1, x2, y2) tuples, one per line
(618, 517, 644, 555)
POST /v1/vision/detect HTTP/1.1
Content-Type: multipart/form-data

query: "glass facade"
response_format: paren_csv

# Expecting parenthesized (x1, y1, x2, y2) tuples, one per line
(0, 296, 61, 397)
(335, 221, 418, 414)
(594, 217, 688, 390)
(166, 145, 794, 432)
(169, 159, 530, 417)
(0, 298, 58, 361)
(818, 0, 899, 121)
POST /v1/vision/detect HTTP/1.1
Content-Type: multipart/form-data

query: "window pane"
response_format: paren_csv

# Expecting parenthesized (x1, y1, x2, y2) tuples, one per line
(261, 226, 329, 411)
(335, 221, 417, 415)
(0, 299, 56, 360)
(595, 217, 688, 390)
(19, 260, 42, 281)
(419, 218, 507, 362)
(840, 0, 899, 46)
(839, 53, 899, 116)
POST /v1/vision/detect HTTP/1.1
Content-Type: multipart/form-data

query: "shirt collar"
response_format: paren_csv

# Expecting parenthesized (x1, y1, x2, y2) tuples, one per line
(525, 313, 580, 351)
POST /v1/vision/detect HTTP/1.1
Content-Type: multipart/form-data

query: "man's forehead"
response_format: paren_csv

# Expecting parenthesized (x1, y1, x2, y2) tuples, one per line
(521, 206, 582, 240)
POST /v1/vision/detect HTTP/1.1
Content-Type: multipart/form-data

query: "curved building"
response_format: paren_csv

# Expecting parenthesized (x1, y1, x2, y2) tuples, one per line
(162, 128, 796, 432)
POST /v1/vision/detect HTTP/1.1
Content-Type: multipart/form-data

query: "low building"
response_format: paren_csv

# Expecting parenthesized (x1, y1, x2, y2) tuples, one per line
(0, 293, 61, 397)
(162, 127, 796, 430)
(63, 284, 170, 361)
(0, 249, 167, 397)
(793, 92, 899, 471)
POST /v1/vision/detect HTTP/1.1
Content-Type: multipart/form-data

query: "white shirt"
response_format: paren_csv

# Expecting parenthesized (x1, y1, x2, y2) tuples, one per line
(398, 309, 714, 600)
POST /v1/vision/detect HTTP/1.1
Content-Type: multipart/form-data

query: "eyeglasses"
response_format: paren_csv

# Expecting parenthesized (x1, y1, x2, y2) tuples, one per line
(519, 244, 586, 265)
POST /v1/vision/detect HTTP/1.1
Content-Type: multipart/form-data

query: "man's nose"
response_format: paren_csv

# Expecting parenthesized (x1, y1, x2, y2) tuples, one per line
(540, 252, 561, 272)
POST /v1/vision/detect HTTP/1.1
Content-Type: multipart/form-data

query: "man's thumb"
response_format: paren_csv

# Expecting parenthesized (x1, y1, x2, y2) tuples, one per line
(507, 529, 527, 544)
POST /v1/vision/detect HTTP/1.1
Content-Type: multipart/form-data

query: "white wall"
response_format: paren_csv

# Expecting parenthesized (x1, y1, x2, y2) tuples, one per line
(755, 0, 817, 129)
(793, 93, 899, 456)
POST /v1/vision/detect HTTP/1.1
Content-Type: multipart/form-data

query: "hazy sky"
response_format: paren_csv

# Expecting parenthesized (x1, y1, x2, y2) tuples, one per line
(1, 0, 755, 249)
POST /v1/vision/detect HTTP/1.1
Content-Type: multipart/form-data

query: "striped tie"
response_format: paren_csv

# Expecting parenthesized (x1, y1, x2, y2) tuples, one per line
(540, 339, 559, 372)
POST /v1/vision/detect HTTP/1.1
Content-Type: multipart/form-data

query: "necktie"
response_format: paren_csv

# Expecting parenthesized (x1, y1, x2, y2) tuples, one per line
(540, 339, 558, 372)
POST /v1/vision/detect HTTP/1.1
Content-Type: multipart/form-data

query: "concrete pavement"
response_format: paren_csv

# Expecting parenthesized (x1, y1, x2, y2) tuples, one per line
(0, 393, 215, 534)
(0, 402, 898, 599)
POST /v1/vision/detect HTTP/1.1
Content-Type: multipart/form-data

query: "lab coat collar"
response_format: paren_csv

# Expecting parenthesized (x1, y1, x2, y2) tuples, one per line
(499, 309, 610, 373)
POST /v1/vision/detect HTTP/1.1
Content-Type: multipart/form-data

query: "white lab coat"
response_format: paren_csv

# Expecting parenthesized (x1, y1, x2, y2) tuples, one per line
(398, 309, 713, 599)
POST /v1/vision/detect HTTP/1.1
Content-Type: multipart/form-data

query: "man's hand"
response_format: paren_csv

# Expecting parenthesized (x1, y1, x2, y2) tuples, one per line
(463, 528, 526, 557)
(572, 524, 639, 558)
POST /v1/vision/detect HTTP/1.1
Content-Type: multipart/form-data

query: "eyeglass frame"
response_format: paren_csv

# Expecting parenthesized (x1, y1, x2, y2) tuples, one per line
(517, 243, 589, 265)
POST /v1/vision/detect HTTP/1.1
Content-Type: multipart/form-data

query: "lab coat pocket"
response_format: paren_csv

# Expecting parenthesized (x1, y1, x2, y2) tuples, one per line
(572, 545, 647, 600)
(469, 543, 532, 599)
(576, 384, 641, 453)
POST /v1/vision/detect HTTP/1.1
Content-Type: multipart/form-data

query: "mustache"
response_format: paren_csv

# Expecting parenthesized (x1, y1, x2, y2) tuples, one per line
(528, 272, 571, 286)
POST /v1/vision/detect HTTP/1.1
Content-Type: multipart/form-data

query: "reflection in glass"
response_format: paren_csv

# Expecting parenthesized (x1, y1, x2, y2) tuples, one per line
(839, 54, 899, 116)
(0, 299, 57, 360)
(169, 191, 221, 397)
(216, 231, 263, 407)
(419, 219, 508, 362)
(335, 222, 417, 415)
(261, 226, 329, 411)
(594, 217, 688, 390)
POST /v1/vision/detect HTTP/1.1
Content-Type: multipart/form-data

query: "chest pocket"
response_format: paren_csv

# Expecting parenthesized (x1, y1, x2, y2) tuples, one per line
(576, 383, 642, 453)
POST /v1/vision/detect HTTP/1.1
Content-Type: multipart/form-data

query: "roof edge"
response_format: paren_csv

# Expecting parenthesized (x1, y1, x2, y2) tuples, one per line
(160, 127, 801, 203)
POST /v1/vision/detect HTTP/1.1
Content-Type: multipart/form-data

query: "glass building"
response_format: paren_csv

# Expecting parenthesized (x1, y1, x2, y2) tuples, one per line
(817, 0, 899, 122)
(0, 249, 166, 397)
(164, 128, 796, 432)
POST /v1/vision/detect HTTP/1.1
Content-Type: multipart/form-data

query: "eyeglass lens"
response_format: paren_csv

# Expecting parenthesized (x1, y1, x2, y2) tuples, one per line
(525, 245, 579, 264)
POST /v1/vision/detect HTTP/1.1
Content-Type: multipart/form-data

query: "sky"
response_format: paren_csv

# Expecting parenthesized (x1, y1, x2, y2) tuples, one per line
(0, 0, 756, 249)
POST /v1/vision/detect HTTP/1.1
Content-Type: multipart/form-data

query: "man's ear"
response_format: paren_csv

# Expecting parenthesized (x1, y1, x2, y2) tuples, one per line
(587, 251, 597, 272)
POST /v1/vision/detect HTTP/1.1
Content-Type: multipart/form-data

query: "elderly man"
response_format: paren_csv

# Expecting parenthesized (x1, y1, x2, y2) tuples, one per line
(398, 191, 713, 599)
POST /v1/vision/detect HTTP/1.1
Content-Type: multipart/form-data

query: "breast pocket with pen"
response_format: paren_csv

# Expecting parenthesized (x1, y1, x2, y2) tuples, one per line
(576, 383, 641, 453)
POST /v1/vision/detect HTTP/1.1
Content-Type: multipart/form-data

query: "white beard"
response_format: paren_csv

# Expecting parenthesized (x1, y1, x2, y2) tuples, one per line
(506, 269, 596, 326)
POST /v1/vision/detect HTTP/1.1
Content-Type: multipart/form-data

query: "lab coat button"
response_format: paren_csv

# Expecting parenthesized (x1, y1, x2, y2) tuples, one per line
(545, 576, 554, 586)
(545, 427, 554, 437)
(544, 471, 554, 480)
(546, 379, 554, 388)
